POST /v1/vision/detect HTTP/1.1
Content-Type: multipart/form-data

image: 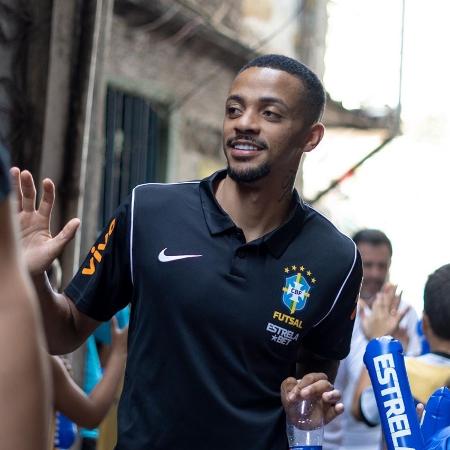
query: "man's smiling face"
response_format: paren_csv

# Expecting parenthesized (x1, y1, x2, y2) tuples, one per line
(223, 67, 311, 184)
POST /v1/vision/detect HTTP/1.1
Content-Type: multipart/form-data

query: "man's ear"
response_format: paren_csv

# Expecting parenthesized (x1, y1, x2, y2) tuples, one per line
(302, 122, 325, 153)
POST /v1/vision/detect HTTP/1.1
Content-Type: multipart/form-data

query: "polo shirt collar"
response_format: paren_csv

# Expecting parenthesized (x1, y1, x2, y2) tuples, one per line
(199, 169, 307, 258)
(263, 191, 307, 258)
(200, 170, 235, 235)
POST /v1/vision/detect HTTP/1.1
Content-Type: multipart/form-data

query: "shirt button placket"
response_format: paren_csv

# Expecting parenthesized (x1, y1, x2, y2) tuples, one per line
(229, 228, 247, 277)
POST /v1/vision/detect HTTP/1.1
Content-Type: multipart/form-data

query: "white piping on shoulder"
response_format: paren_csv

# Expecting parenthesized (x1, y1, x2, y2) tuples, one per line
(312, 241, 358, 327)
(130, 188, 136, 286)
(129, 181, 200, 285)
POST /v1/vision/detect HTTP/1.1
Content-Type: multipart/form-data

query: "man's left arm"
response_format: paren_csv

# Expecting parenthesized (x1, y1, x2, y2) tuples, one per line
(281, 246, 363, 424)
(296, 347, 340, 382)
(299, 248, 363, 362)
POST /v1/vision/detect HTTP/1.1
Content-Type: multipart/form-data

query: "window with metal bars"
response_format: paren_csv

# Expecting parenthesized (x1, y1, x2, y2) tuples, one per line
(101, 86, 168, 227)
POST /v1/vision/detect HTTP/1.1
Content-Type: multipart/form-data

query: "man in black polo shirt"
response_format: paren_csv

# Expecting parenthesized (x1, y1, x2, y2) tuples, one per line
(14, 54, 362, 449)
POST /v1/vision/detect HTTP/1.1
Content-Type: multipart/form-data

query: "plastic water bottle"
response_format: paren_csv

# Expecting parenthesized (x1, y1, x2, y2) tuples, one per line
(286, 398, 323, 449)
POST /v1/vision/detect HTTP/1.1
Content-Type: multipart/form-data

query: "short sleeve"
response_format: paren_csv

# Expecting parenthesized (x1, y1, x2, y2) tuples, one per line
(0, 145, 11, 202)
(301, 249, 363, 360)
(65, 199, 133, 321)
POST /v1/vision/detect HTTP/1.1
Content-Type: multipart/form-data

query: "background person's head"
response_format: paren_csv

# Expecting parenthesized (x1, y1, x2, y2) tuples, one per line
(423, 264, 450, 348)
(352, 229, 393, 303)
(223, 54, 325, 184)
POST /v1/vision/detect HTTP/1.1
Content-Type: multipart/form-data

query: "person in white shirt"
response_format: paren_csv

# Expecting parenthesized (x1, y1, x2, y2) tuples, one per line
(323, 229, 420, 450)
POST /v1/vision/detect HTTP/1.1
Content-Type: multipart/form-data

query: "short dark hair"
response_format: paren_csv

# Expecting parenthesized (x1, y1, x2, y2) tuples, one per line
(424, 264, 450, 340)
(239, 54, 326, 125)
(352, 229, 393, 256)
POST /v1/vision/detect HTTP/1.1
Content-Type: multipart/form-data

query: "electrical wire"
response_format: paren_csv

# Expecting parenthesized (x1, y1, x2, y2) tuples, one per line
(308, 134, 396, 204)
(309, 0, 406, 205)
(136, 3, 180, 33)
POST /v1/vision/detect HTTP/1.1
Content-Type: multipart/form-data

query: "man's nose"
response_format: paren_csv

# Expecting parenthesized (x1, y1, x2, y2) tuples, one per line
(365, 266, 383, 280)
(234, 110, 260, 134)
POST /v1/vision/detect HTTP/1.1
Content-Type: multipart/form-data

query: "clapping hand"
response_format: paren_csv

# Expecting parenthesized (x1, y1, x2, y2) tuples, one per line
(360, 283, 410, 346)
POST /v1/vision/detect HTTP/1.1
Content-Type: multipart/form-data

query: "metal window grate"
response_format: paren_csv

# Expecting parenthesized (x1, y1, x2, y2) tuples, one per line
(101, 86, 167, 227)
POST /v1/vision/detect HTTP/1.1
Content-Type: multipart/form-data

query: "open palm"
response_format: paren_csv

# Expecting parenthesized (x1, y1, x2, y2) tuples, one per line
(360, 284, 409, 341)
(11, 168, 80, 275)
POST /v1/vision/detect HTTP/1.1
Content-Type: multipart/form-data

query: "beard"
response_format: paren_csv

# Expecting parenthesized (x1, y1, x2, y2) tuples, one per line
(227, 162, 271, 183)
(224, 134, 270, 183)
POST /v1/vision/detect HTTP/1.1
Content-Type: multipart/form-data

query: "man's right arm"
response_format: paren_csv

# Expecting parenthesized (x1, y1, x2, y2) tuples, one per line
(11, 167, 97, 353)
(32, 272, 100, 354)
(12, 168, 132, 352)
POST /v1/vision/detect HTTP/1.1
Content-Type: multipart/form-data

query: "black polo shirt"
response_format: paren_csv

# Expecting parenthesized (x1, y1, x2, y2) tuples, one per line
(0, 145, 10, 201)
(66, 169, 362, 450)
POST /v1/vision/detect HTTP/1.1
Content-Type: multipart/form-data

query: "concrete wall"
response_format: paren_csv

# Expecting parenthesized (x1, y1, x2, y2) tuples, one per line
(0, 0, 18, 146)
(240, 0, 300, 57)
(104, 14, 242, 182)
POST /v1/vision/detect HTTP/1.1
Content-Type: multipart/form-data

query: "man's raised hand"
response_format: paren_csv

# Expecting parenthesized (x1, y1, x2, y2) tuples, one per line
(10, 168, 80, 275)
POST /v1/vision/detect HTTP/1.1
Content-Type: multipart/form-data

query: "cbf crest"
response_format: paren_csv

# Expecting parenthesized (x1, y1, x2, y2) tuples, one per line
(282, 265, 316, 314)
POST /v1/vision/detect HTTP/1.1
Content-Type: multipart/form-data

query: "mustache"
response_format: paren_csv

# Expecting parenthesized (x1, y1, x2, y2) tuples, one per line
(226, 135, 268, 149)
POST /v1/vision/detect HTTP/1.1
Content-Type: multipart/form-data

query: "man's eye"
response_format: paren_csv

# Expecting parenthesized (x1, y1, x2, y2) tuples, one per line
(263, 110, 281, 120)
(226, 106, 241, 116)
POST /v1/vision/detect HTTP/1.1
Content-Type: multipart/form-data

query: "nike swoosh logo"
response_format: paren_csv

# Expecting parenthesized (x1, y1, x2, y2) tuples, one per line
(158, 248, 202, 262)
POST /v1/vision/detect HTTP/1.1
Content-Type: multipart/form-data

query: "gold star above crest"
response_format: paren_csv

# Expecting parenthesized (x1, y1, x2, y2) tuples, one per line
(284, 267, 289, 273)
(299, 266, 305, 272)
(307, 270, 312, 276)
(311, 277, 317, 284)
(291, 265, 297, 271)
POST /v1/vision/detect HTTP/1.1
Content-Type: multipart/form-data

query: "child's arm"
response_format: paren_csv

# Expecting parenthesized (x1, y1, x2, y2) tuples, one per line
(53, 318, 127, 428)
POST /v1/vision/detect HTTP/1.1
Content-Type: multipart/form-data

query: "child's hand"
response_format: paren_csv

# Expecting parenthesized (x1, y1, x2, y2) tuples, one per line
(110, 316, 128, 359)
